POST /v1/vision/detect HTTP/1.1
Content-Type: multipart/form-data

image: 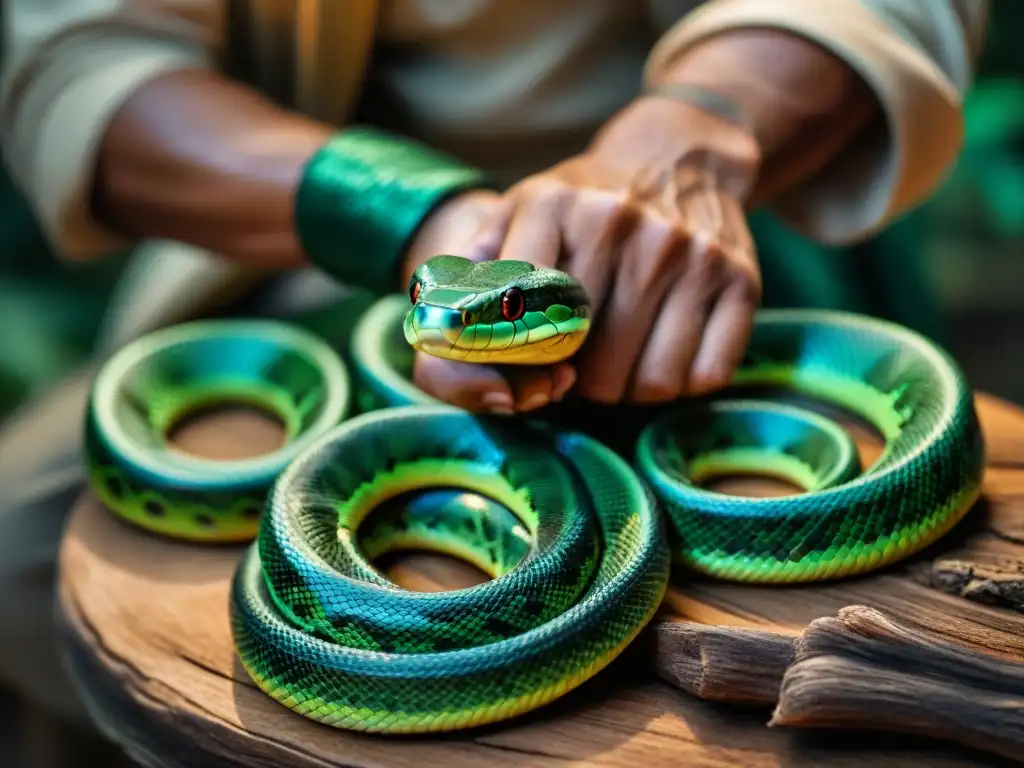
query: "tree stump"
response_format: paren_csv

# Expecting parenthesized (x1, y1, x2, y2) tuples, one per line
(57, 393, 1024, 768)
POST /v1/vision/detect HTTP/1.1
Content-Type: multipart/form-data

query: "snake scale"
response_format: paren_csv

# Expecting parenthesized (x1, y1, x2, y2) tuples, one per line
(85, 254, 985, 734)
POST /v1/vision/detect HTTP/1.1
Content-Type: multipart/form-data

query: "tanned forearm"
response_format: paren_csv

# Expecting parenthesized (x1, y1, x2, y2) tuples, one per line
(656, 29, 880, 206)
(91, 66, 500, 281)
(91, 68, 334, 269)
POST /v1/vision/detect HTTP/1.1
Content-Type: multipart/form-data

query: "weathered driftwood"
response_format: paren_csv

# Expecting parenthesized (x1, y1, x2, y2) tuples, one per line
(649, 620, 794, 704)
(57, 393, 1024, 767)
(930, 556, 1024, 611)
(769, 605, 1024, 763)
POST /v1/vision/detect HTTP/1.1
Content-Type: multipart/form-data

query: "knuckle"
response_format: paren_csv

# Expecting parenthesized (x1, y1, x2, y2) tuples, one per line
(589, 188, 632, 221)
(641, 215, 675, 246)
(527, 177, 572, 206)
(643, 220, 687, 280)
(662, 224, 691, 259)
(728, 261, 763, 303)
(688, 239, 726, 278)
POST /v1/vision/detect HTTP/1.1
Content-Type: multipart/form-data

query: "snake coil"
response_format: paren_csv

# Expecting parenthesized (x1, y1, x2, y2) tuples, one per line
(84, 256, 985, 734)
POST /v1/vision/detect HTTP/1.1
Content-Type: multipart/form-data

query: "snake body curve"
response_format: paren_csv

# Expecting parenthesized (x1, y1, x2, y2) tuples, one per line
(84, 254, 985, 733)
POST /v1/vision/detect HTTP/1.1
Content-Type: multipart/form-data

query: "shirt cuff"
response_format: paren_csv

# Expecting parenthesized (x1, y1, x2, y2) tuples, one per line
(644, 0, 966, 245)
(1, 33, 211, 260)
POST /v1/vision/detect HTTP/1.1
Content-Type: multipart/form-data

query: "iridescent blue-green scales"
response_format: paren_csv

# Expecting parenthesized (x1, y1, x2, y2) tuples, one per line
(83, 254, 985, 734)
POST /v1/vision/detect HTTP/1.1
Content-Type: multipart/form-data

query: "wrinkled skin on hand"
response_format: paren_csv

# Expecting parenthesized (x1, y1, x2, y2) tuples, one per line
(403, 97, 763, 414)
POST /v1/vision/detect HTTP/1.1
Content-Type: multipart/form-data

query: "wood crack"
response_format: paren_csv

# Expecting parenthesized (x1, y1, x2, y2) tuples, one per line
(471, 740, 575, 762)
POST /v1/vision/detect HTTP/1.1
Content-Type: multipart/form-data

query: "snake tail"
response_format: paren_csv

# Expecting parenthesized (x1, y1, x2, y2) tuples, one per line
(84, 252, 987, 736)
(84, 320, 350, 542)
(230, 405, 670, 733)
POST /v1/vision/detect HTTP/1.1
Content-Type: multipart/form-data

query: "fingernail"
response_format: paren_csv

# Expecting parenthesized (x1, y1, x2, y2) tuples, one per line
(481, 393, 515, 413)
(520, 393, 549, 412)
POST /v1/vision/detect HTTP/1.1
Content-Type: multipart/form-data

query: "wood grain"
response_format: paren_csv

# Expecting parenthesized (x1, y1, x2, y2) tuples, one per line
(56, 394, 1024, 768)
(771, 605, 1024, 763)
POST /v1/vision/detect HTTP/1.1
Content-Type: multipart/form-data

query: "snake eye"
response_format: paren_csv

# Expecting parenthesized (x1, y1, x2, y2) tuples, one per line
(409, 279, 421, 304)
(501, 288, 525, 322)
(461, 310, 476, 326)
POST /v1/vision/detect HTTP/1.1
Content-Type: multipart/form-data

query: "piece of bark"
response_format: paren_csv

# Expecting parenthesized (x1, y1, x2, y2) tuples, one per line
(650, 619, 794, 704)
(930, 557, 1024, 611)
(771, 605, 1024, 763)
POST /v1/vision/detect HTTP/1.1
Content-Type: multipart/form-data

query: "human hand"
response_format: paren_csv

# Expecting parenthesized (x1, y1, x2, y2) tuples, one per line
(404, 96, 763, 413)
(399, 189, 578, 411)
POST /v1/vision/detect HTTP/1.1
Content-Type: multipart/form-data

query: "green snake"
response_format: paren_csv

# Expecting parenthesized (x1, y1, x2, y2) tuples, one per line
(84, 254, 985, 734)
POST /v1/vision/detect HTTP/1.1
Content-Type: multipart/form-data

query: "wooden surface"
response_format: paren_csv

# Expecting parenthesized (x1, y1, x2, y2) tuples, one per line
(56, 393, 1024, 768)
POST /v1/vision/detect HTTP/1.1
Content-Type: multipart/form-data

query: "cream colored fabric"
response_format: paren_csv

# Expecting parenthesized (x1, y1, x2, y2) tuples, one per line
(0, 2, 216, 259)
(368, 0, 661, 185)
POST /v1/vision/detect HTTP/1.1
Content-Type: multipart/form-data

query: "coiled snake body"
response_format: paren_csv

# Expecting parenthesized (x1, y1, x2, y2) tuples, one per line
(85, 255, 985, 733)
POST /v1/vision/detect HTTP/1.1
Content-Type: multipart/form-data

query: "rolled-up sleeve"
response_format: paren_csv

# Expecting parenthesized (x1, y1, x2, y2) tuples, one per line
(645, 0, 990, 245)
(1, 1, 215, 260)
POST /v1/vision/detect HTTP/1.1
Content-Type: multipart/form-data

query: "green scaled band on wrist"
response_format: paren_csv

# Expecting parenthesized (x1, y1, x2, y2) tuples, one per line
(295, 126, 494, 295)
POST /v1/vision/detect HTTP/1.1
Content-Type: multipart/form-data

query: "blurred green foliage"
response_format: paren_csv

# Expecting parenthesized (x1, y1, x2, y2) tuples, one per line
(931, 2, 1024, 241)
(0, 5, 1021, 423)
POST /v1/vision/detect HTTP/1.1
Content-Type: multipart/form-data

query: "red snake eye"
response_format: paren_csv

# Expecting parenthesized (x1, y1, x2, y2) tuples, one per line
(501, 288, 525, 322)
(409, 280, 421, 304)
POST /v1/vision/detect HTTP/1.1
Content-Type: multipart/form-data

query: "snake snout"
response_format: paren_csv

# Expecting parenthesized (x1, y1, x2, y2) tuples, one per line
(405, 303, 465, 346)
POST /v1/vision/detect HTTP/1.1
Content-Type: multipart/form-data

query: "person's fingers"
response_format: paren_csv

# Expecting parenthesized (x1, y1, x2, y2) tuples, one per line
(496, 184, 567, 267)
(629, 231, 734, 402)
(686, 192, 760, 395)
(501, 367, 559, 412)
(628, 266, 716, 402)
(687, 274, 759, 395)
(412, 354, 515, 413)
(550, 362, 577, 401)
(411, 354, 576, 413)
(573, 217, 680, 403)
(467, 196, 517, 262)
(507, 361, 578, 410)
(560, 188, 633, 314)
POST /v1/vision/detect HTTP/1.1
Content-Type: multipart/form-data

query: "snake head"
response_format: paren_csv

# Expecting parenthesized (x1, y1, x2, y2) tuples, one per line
(404, 255, 591, 365)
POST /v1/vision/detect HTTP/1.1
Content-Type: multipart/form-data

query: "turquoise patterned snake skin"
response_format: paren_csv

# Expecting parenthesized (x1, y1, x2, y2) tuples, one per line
(84, 255, 985, 733)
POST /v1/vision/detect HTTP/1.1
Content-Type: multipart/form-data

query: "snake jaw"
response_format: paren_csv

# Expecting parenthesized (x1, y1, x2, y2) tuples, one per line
(405, 301, 591, 365)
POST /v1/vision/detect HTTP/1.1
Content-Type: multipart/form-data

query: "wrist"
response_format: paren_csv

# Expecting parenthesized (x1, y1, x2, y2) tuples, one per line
(648, 29, 877, 204)
(589, 93, 762, 202)
(294, 127, 496, 295)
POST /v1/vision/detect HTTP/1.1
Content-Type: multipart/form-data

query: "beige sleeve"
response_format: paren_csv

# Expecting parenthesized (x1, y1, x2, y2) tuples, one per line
(644, 0, 991, 245)
(0, 1, 215, 260)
